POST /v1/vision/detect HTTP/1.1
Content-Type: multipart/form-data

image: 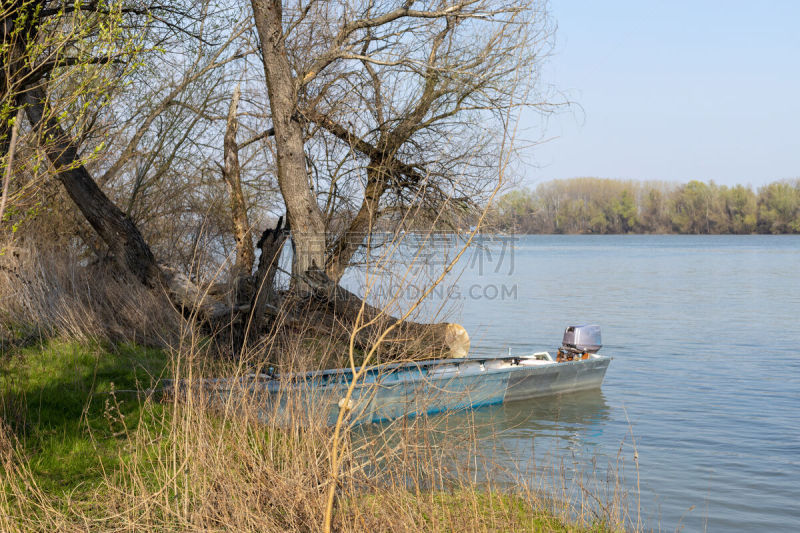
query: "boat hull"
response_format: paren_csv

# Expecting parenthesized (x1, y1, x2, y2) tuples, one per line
(237, 355, 611, 425)
(505, 357, 610, 402)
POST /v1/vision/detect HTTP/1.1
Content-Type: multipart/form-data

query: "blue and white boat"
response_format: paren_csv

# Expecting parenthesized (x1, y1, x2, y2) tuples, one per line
(215, 325, 611, 425)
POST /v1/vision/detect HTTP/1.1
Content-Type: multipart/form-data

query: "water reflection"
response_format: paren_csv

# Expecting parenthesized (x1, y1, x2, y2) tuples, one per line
(359, 388, 609, 438)
(432, 389, 611, 468)
(351, 389, 611, 490)
(467, 388, 611, 436)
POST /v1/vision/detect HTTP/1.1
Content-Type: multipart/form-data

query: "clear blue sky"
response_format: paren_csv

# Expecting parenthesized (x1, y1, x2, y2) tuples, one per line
(521, 0, 800, 187)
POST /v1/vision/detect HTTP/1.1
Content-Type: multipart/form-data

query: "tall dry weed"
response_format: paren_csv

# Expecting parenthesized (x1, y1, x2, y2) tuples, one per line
(0, 324, 633, 531)
(0, 244, 180, 348)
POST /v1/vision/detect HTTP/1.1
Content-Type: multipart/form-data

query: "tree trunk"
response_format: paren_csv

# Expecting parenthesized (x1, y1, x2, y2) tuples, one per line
(250, 0, 326, 290)
(23, 86, 162, 286)
(325, 163, 386, 282)
(248, 216, 290, 338)
(222, 84, 255, 275)
(299, 270, 470, 359)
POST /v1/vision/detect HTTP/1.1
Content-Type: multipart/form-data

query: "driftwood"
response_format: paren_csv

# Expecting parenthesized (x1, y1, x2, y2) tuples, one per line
(296, 269, 470, 359)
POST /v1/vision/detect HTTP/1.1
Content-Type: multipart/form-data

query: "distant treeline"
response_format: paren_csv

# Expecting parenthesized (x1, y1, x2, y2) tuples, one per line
(489, 178, 800, 234)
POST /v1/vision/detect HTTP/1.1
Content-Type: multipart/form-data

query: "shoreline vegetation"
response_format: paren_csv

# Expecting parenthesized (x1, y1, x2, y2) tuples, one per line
(0, 338, 625, 532)
(488, 178, 800, 235)
(0, 249, 632, 531)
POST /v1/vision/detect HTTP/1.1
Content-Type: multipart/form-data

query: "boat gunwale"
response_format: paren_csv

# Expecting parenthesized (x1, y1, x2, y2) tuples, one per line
(248, 354, 612, 392)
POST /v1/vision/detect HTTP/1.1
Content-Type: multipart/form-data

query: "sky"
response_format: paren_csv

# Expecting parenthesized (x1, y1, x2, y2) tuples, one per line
(519, 0, 800, 187)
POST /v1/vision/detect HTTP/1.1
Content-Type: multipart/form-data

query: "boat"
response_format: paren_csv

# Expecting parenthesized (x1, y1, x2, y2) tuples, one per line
(207, 325, 611, 426)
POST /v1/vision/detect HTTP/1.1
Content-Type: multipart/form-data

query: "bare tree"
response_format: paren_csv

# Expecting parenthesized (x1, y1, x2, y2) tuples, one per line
(246, 1, 555, 278)
(305, 1, 554, 280)
(3, 0, 556, 360)
(242, 0, 554, 354)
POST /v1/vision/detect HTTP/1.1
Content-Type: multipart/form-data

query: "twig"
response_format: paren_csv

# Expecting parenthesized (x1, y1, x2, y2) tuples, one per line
(0, 108, 24, 225)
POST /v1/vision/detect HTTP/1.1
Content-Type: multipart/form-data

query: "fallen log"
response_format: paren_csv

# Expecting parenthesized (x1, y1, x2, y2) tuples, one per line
(296, 269, 470, 359)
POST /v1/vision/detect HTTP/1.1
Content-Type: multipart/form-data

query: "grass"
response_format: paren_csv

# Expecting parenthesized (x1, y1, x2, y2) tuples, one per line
(0, 339, 623, 531)
(349, 490, 588, 531)
(1, 340, 169, 497)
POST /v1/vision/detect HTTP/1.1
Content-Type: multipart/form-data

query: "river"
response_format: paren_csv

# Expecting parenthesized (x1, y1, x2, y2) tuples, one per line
(349, 234, 800, 531)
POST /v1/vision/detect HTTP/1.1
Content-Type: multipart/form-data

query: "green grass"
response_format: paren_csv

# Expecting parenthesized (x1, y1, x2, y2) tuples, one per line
(1, 339, 169, 497)
(348, 489, 591, 531)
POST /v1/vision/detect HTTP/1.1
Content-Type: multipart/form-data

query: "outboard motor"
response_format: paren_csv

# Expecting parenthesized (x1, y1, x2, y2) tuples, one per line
(557, 325, 602, 362)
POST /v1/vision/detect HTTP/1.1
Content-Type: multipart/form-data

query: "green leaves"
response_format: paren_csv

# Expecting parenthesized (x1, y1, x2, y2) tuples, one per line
(491, 178, 800, 234)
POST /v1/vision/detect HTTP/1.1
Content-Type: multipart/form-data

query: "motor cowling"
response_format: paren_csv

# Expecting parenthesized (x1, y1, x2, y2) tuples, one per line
(561, 325, 602, 355)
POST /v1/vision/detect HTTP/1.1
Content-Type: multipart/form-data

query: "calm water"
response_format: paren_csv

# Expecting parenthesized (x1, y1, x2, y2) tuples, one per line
(355, 235, 800, 531)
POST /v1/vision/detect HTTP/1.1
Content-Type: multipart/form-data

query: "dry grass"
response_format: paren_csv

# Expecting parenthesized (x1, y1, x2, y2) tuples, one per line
(0, 245, 180, 349)
(0, 336, 632, 532)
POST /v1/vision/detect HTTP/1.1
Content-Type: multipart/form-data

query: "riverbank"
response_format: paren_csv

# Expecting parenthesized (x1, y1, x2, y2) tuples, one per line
(0, 339, 619, 531)
(489, 178, 800, 234)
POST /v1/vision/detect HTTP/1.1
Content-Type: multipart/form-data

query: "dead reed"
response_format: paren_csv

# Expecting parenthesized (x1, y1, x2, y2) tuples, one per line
(0, 245, 179, 349)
